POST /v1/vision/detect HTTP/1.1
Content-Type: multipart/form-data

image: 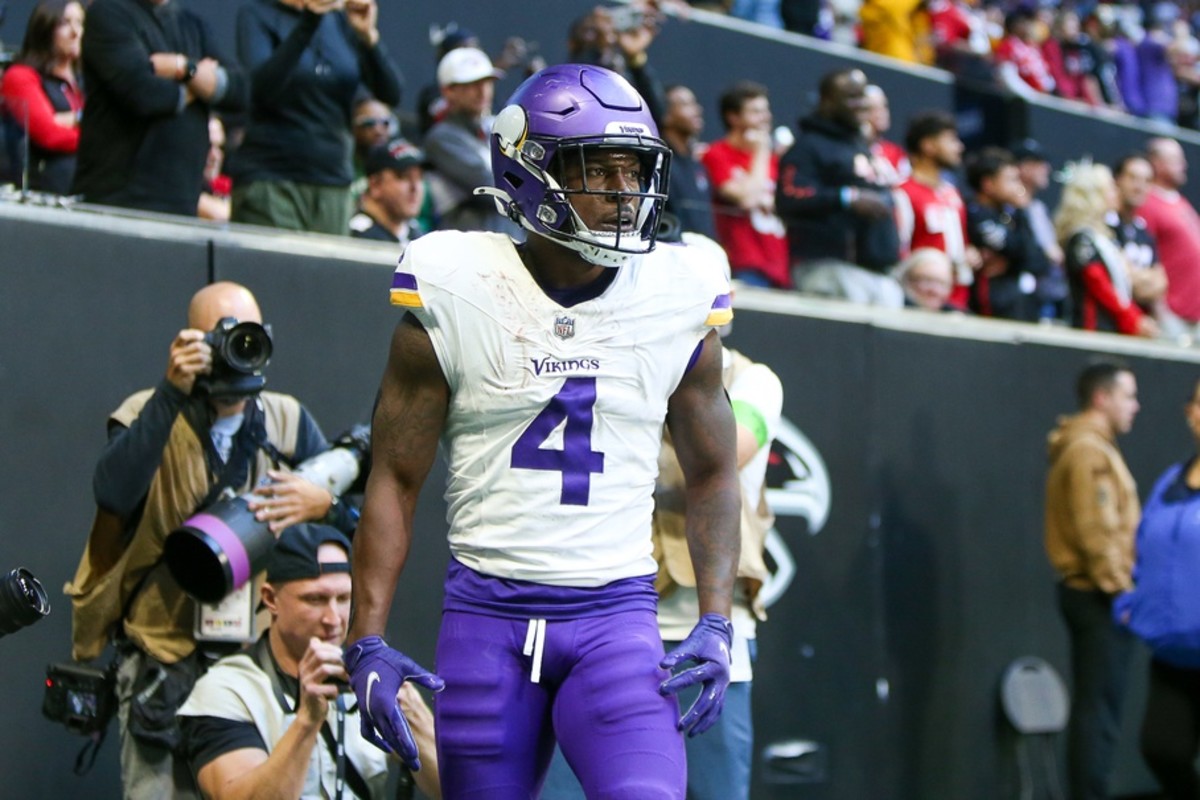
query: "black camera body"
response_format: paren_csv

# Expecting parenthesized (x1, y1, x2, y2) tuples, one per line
(194, 317, 273, 399)
(43, 662, 117, 736)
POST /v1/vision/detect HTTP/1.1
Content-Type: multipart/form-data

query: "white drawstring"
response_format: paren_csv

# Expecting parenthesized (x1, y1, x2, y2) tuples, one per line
(523, 618, 547, 683)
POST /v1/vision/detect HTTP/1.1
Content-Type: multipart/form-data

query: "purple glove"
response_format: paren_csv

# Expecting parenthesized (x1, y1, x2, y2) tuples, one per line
(344, 635, 444, 768)
(658, 613, 734, 737)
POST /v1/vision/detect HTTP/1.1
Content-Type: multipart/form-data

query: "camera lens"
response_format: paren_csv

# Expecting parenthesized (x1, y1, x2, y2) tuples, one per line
(222, 322, 273, 372)
(0, 567, 50, 638)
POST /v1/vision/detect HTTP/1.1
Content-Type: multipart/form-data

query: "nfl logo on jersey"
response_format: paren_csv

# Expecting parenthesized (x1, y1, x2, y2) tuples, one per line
(553, 315, 575, 340)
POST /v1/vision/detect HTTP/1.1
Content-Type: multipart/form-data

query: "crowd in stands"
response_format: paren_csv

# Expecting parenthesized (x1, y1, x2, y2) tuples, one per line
(2, 0, 1200, 346)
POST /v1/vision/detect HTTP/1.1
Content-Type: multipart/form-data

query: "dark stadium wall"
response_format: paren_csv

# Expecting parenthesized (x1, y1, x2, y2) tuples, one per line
(3, 206, 1197, 797)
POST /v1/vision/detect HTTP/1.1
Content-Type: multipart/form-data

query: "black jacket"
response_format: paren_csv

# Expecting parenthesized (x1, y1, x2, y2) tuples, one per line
(73, 0, 248, 215)
(775, 113, 899, 272)
(965, 201, 1050, 322)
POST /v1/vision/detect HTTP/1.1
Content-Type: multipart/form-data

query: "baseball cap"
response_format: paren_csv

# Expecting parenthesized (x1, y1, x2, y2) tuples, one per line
(364, 138, 425, 177)
(265, 523, 351, 584)
(1011, 138, 1048, 163)
(437, 47, 504, 88)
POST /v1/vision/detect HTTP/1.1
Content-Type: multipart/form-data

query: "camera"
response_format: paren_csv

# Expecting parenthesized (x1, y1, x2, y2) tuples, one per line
(163, 425, 370, 604)
(609, 5, 644, 32)
(42, 662, 116, 736)
(193, 317, 274, 399)
(0, 566, 50, 638)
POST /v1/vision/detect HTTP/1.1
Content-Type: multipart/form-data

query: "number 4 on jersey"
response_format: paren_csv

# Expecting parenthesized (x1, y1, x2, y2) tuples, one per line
(511, 377, 605, 505)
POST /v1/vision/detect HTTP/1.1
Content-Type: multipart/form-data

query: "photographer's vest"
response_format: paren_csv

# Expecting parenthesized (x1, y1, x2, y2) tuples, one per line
(652, 349, 774, 620)
(67, 390, 302, 663)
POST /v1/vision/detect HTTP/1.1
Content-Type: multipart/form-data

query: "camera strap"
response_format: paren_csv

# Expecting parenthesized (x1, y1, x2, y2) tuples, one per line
(251, 635, 370, 800)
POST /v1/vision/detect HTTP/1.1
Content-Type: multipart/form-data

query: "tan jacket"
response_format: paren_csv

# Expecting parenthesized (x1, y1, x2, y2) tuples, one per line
(1044, 412, 1139, 593)
(67, 390, 302, 663)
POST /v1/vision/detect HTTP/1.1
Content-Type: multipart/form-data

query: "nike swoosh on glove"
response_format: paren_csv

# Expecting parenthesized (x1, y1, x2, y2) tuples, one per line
(658, 612, 734, 737)
(344, 635, 444, 768)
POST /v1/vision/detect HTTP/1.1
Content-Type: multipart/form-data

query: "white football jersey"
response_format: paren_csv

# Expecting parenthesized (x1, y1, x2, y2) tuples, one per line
(390, 232, 732, 586)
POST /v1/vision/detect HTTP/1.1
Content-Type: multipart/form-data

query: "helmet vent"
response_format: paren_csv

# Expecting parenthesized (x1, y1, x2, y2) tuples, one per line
(503, 171, 525, 189)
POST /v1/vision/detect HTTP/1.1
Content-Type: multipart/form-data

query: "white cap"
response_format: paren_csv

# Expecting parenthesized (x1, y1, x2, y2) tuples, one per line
(437, 47, 504, 88)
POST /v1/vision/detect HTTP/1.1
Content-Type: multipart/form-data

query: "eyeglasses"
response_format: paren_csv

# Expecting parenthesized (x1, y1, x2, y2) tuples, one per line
(355, 117, 394, 130)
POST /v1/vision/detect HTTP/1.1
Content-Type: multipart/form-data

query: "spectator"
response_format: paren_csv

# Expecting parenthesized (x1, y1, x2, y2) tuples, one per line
(71, 0, 247, 216)
(863, 84, 909, 186)
(66, 281, 359, 799)
(0, 0, 84, 194)
(777, 68, 901, 304)
(702, 80, 790, 288)
(1139, 137, 1200, 343)
(892, 247, 958, 311)
(1087, 5, 1129, 111)
(1169, 17, 1200, 128)
(893, 110, 973, 309)
(416, 23, 479, 138)
(859, 0, 932, 64)
(781, 0, 822, 36)
(230, 0, 402, 235)
(349, 95, 396, 197)
(926, 0, 990, 73)
(1012, 139, 1068, 323)
(661, 83, 717, 240)
(178, 524, 440, 800)
(1054, 161, 1156, 338)
(1045, 360, 1141, 800)
(423, 46, 519, 236)
(1138, 13, 1179, 123)
(1042, 9, 1104, 105)
(964, 146, 1049, 322)
(197, 116, 231, 222)
(994, 7, 1055, 98)
(1115, 378, 1200, 800)
(349, 138, 425, 248)
(1110, 153, 1169, 333)
(729, 0, 783, 28)
(567, 4, 667, 128)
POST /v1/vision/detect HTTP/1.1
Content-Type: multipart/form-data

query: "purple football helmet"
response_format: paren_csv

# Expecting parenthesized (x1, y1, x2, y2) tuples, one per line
(475, 63, 672, 267)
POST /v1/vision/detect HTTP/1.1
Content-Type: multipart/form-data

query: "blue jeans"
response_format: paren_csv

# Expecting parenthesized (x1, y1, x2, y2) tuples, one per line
(729, 0, 783, 27)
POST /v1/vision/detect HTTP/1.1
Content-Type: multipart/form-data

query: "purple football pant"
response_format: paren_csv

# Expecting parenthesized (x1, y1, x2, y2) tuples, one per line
(434, 608, 686, 799)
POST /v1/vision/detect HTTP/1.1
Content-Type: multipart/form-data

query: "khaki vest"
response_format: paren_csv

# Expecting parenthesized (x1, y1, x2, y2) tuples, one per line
(652, 349, 775, 620)
(67, 390, 302, 663)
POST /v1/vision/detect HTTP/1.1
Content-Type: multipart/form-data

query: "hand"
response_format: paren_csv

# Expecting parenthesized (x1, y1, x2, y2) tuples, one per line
(1136, 315, 1161, 339)
(187, 58, 221, 103)
(658, 613, 733, 737)
(297, 637, 349, 728)
(167, 329, 212, 394)
(248, 470, 334, 533)
(849, 189, 892, 220)
(1131, 265, 1168, 304)
(344, 636, 444, 768)
(149, 52, 185, 80)
(304, 0, 345, 14)
(343, 0, 379, 45)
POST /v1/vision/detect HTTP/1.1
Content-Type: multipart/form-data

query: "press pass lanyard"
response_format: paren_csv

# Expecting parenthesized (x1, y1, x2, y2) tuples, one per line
(253, 635, 362, 799)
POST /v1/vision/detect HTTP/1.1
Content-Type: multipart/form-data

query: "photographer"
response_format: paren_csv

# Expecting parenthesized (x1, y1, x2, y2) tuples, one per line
(67, 281, 356, 799)
(178, 524, 439, 800)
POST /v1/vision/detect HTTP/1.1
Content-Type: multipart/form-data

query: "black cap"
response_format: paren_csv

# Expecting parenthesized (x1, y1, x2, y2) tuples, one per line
(365, 138, 425, 177)
(265, 524, 351, 584)
(1011, 138, 1048, 163)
